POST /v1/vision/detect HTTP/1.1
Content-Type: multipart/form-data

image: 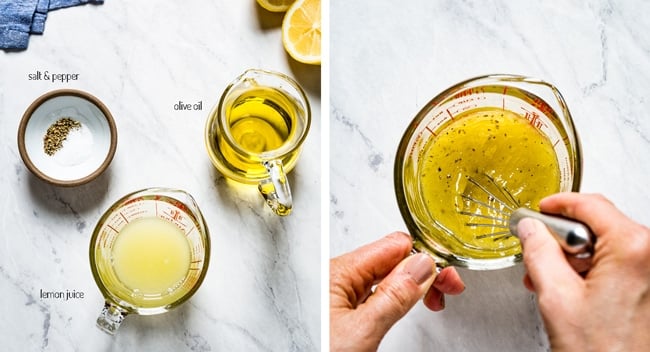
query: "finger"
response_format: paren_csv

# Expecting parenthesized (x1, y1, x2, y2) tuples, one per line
(423, 267, 466, 311)
(336, 231, 413, 279)
(423, 287, 445, 311)
(539, 192, 630, 239)
(361, 253, 436, 337)
(330, 232, 413, 307)
(518, 218, 582, 297)
(522, 274, 535, 292)
(432, 267, 465, 295)
(566, 254, 592, 274)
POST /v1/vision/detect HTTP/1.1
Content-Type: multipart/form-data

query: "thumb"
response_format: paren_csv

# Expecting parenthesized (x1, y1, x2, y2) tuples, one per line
(361, 253, 436, 338)
(518, 218, 582, 297)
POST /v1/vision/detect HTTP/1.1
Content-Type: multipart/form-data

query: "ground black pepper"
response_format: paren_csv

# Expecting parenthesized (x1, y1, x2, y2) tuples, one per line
(43, 117, 81, 155)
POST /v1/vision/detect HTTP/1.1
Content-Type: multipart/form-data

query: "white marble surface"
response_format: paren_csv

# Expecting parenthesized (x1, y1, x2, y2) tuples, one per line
(0, 1, 320, 351)
(331, 1, 650, 351)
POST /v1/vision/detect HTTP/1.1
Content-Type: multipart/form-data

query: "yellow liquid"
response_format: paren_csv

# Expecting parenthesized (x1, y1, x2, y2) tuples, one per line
(417, 107, 560, 258)
(111, 217, 191, 307)
(218, 87, 299, 179)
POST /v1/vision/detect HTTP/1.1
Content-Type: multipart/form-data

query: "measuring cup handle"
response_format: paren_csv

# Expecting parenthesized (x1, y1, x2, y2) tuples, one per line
(96, 302, 128, 335)
(258, 160, 293, 216)
(411, 247, 448, 272)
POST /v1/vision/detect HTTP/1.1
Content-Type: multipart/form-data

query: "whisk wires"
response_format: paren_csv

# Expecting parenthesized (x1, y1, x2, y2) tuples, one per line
(458, 173, 520, 241)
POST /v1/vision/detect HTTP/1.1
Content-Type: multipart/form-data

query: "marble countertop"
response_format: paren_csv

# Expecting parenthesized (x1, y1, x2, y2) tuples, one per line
(0, 2, 320, 351)
(331, 1, 650, 351)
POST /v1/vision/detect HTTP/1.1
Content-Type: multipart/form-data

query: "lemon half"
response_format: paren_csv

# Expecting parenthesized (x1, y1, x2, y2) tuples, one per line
(282, 0, 321, 65)
(256, 0, 296, 12)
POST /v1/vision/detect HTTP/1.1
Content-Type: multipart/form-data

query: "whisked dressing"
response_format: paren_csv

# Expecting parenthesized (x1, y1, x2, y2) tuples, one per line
(418, 107, 560, 258)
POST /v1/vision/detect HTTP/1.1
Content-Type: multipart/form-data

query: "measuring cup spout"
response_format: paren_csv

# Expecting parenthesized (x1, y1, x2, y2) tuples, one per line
(258, 160, 293, 216)
(96, 302, 128, 335)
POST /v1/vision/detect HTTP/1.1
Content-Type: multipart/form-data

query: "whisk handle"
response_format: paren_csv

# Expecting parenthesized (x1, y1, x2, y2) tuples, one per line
(509, 208, 594, 257)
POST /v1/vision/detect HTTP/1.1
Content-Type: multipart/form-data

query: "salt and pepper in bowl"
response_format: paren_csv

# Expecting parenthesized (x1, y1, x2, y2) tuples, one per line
(17, 89, 117, 187)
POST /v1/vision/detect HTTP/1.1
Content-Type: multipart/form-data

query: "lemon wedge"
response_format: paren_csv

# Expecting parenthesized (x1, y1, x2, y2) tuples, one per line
(282, 0, 321, 65)
(256, 0, 296, 12)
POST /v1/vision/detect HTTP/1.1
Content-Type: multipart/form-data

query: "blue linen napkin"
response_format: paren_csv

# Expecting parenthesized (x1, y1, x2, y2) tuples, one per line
(30, 0, 50, 34)
(0, 0, 104, 50)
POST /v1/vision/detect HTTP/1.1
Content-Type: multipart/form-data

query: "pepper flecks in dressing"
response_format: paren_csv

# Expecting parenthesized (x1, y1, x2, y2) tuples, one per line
(418, 107, 560, 259)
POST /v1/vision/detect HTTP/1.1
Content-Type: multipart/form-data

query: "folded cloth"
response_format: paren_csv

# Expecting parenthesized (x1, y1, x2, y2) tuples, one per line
(49, 0, 103, 10)
(0, 1, 39, 49)
(30, 0, 50, 34)
(0, 0, 104, 50)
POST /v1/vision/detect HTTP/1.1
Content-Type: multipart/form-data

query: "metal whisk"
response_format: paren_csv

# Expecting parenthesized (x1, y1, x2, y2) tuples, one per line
(459, 173, 519, 241)
(458, 172, 594, 261)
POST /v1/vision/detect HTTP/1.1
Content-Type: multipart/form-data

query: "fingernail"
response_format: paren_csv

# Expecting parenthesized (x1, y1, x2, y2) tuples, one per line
(516, 218, 537, 244)
(439, 294, 445, 309)
(404, 254, 434, 285)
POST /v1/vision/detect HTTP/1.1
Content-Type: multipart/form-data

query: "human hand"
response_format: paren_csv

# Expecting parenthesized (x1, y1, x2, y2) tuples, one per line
(518, 193, 650, 351)
(330, 232, 465, 352)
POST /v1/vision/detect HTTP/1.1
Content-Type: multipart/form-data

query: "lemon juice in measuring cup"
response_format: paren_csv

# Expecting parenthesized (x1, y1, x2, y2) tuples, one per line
(110, 217, 191, 307)
(90, 188, 210, 334)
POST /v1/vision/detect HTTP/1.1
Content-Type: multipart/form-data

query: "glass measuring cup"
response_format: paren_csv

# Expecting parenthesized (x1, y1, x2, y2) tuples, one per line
(394, 74, 582, 270)
(205, 69, 311, 216)
(89, 188, 210, 334)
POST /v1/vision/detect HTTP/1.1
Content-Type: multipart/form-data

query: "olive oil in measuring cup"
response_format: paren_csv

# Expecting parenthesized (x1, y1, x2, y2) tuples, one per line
(206, 69, 311, 216)
(219, 86, 297, 176)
